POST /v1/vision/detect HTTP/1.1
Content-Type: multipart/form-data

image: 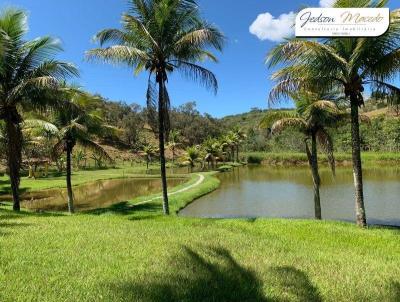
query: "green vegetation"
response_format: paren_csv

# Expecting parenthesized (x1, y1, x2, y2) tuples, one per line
(0, 1, 400, 300)
(0, 9, 78, 211)
(87, 0, 224, 215)
(267, 0, 400, 227)
(245, 152, 400, 165)
(1, 205, 399, 302)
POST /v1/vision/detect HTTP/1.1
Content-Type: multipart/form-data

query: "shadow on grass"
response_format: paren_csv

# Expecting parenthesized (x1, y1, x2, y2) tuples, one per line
(84, 201, 162, 219)
(106, 246, 323, 302)
(389, 282, 400, 302)
(265, 266, 322, 302)
(107, 246, 267, 301)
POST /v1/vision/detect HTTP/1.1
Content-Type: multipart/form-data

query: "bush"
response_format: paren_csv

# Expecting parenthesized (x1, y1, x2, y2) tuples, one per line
(247, 155, 263, 164)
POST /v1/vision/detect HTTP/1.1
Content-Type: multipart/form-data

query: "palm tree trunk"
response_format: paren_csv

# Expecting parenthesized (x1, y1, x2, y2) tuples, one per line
(66, 146, 74, 214)
(309, 134, 322, 220)
(5, 117, 22, 212)
(157, 72, 169, 215)
(350, 96, 367, 227)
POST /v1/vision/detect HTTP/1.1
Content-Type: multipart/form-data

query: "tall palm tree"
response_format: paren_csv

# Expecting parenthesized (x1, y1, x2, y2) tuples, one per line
(87, 0, 224, 215)
(260, 93, 343, 219)
(0, 8, 78, 211)
(52, 90, 113, 213)
(266, 1, 400, 227)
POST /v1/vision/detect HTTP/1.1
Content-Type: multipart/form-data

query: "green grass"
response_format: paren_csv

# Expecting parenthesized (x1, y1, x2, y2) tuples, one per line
(244, 151, 400, 165)
(1, 205, 399, 301)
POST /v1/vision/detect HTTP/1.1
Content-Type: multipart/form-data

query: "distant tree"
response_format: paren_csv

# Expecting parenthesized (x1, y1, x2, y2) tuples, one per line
(140, 144, 157, 170)
(167, 130, 181, 164)
(182, 146, 201, 173)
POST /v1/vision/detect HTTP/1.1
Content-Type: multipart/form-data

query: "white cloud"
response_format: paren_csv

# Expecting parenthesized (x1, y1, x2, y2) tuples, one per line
(319, 0, 335, 7)
(249, 12, 295, 42)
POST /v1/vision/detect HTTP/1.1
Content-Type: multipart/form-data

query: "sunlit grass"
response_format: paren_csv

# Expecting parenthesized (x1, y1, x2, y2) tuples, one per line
(1, 204, 399, 301)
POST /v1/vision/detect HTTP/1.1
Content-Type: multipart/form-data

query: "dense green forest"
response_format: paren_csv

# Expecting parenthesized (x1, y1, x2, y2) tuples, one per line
(96, 96, 400, 154)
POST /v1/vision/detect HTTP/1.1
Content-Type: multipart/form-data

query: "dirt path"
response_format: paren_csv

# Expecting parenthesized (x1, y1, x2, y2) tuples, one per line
(133, 174, 205, 206)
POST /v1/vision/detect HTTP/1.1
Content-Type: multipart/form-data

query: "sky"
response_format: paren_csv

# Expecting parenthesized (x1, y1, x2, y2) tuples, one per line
(1, 0, 398, 117)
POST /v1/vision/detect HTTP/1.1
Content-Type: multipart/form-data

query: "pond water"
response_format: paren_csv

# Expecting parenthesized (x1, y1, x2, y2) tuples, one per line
(16, 178, 185, 212)
(180, 165, 400, 226)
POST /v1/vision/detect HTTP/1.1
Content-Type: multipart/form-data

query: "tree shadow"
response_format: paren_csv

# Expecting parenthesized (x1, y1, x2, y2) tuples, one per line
(84, 201, 162, 218)
(105, 246, 324, 302)
(107, 245, 268, 302)
(389, 282, 400, 302)
(265, 266, 322, 302)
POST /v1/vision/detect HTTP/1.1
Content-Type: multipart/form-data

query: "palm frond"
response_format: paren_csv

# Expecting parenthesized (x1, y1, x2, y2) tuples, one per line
(174, 61, 218, 94)
(316, 128, 336, 176)
(77, 138, 112, 162)
(23, 119, 59, 135)
(259, 111, 297, 129)
(271, 118, 307, 135)
(86, 46, 149, 67)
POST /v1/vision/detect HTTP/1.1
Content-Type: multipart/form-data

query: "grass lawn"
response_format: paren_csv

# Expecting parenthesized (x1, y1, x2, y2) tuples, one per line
(0, 171, 399, 301)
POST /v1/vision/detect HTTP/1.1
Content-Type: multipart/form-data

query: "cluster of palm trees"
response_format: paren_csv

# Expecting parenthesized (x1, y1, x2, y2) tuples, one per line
(0, 9, 117, 213)
(140, 128, 246, 173)
(265, 0, 400, 227)
(181, 128, 246, 172)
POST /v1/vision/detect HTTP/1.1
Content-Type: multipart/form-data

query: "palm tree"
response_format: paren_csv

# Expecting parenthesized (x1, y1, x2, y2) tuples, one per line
(260, 93, 343, 219)
(140, 144, 157, 170)
(182, 146, 200, 173)
(266, 1, 400, 227)
(232, 127, 247, 162)
(202, 138, 223, 169)
(0, 8, 78, 211)
(167, 130, 181, 164)
(223, 132, 239, 162)
(52, 90, 113, 213)
(87, 0, 224, 215)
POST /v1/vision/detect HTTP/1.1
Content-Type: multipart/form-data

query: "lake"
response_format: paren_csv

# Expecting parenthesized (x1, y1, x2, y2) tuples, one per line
(180, 165, 400, 226)
(16, 177, 185, 212)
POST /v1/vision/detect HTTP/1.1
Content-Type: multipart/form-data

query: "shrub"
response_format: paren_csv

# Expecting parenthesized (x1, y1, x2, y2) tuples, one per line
(247, 155, 263, 164)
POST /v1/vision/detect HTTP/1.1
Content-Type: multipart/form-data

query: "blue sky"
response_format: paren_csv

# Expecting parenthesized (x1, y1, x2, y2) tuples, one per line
(2, 0, 398, 117)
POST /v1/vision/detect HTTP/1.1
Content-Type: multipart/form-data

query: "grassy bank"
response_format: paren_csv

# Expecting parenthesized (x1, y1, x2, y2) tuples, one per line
(1, 205, 399, 301)
(245, 151, 400, 165)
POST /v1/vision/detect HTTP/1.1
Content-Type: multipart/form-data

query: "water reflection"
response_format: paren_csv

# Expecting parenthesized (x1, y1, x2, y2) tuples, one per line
(16, 178, 184, 212)
(180, 165, 400, 226)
